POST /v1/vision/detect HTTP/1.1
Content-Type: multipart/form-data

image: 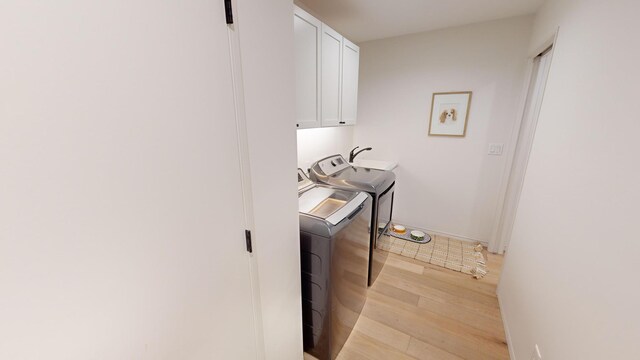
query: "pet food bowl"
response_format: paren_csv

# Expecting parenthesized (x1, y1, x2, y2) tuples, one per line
(410, 230, 425, 241)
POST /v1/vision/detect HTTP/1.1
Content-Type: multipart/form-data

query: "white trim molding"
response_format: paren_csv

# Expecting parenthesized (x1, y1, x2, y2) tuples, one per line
(488, 28, 559, 254)
(497, 289, 517, 360)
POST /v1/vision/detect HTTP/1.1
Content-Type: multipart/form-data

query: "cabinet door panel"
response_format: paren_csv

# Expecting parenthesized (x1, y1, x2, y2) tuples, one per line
(341, 39, 359, 125)
(294, 7, 321, 129)
(321, 25, 342, 127)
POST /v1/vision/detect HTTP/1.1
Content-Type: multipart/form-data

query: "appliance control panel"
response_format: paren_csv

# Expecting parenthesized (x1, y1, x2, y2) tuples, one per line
(316, 155, 350, 176)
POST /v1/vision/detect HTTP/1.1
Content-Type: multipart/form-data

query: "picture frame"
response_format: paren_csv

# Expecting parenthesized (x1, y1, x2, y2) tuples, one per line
(428, 91, 472, 137)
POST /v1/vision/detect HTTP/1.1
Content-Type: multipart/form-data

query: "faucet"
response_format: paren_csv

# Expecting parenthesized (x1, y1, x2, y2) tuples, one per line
(349, 146, 372, 163)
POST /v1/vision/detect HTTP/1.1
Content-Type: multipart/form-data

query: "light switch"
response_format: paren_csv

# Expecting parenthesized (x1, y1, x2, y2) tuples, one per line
(488, 143, 504, 156)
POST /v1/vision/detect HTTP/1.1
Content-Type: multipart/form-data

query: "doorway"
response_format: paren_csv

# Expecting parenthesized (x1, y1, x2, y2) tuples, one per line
(491, 45, 554, 254)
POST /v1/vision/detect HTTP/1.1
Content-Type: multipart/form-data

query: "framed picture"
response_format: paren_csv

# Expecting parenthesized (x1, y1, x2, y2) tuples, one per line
(428, 91, 472, 137)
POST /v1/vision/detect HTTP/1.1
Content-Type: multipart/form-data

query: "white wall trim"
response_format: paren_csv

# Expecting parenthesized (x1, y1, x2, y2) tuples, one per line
(529, 30, 558, 59)
(488, 28, 559, 254)
(487, 58, 534, 254)
(226, 2, 266, 358)
(497, 290, 517, 360)
(236, 1, 304, 358)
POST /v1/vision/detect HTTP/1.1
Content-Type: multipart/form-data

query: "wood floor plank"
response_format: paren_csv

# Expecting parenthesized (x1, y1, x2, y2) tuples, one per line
(417, 296, 506, 340)
(377, 271, 503, 319)
(303, 352, 319, 360)
(370, 280, 420, 306)
(406, 337, 464, 360)
(334, 348, 370, 360)
(363, 291, 509, 360)
(338, 331, 417, 360)
(332, 249, 510, 360)
(352, 315, 411, 353)
(385, 255, 425, 274)
(382, 263, 501, 308)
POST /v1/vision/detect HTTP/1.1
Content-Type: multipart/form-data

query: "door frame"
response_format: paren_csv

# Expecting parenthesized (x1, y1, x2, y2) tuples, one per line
(489, 29, 559, 254)
(226, 1, 266, 358)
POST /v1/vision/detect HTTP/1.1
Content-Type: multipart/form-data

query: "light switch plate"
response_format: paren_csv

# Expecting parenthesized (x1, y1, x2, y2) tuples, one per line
(488, 143, 504, 155)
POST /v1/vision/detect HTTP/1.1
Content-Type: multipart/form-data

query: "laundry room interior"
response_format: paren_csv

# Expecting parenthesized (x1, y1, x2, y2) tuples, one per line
(293, 0, 538, 358)
(2, 0, 638, 359)
(294, 0, 638, 359)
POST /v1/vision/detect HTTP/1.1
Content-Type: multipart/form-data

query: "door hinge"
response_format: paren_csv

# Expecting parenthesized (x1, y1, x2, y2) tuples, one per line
(224, 0, 233, 24)
(245, 230, 252, 253)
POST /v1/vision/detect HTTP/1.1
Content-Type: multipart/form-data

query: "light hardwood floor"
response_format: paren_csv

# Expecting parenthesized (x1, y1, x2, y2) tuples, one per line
(305, 247, 508, 360)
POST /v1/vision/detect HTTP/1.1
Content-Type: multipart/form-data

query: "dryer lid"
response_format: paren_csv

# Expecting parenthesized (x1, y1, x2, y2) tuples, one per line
(310, 155, 396, 195)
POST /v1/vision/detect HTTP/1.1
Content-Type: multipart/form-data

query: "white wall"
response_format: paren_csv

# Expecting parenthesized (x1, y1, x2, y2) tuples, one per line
(236, 0, 304, 359)
(0, 0, 303, 359)
(297, 127, 354, 171)
(354, 16, 533, 243)
(498, 0, 640, 359)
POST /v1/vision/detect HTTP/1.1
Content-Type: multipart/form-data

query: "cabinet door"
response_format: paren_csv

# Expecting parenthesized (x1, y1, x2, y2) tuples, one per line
(321, 24, 343, 127)
(341, 38, 360, 125)
(294, 6, 321, 129)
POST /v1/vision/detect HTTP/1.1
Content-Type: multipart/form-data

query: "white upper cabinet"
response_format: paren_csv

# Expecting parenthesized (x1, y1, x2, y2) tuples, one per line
(341, 38, 360, 126)
(321, 24, 343, 127)
(293, 5, 359, 128)
(294, 7, 321, 129)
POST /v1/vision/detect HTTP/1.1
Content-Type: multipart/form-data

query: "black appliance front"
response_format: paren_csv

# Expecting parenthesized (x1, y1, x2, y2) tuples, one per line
(369, 182, 394, 286)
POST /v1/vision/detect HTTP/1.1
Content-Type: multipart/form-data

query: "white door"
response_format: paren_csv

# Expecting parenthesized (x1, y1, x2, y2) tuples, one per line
(493, 47, 554, 254)
(321, 24, 343, 127)
(341, 39, 360, 126)
(294, 6, 322, 129)
(0, 1, 259, 359)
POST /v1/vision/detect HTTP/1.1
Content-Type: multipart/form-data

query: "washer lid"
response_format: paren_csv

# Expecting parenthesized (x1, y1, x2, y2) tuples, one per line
(310, 155, 396, 194)
(299, 187, 368, 226)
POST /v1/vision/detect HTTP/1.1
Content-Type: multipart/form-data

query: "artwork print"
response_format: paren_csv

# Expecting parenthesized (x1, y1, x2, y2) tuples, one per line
(428, 92, 472, 137)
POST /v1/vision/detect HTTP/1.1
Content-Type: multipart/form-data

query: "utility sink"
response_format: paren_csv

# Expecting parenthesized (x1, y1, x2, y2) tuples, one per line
(351, 159, 398, 171)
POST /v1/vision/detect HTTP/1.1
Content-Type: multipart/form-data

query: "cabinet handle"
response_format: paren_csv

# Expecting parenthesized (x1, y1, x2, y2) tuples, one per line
(339, 121, 346, 125)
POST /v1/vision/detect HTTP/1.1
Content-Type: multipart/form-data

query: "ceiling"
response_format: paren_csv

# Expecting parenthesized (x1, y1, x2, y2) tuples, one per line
(296, 0, 544, 43)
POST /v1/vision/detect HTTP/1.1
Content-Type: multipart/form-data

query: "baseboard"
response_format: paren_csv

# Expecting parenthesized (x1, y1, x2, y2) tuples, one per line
(497, 291, 516, 360)
(391, 220, 489, 246)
